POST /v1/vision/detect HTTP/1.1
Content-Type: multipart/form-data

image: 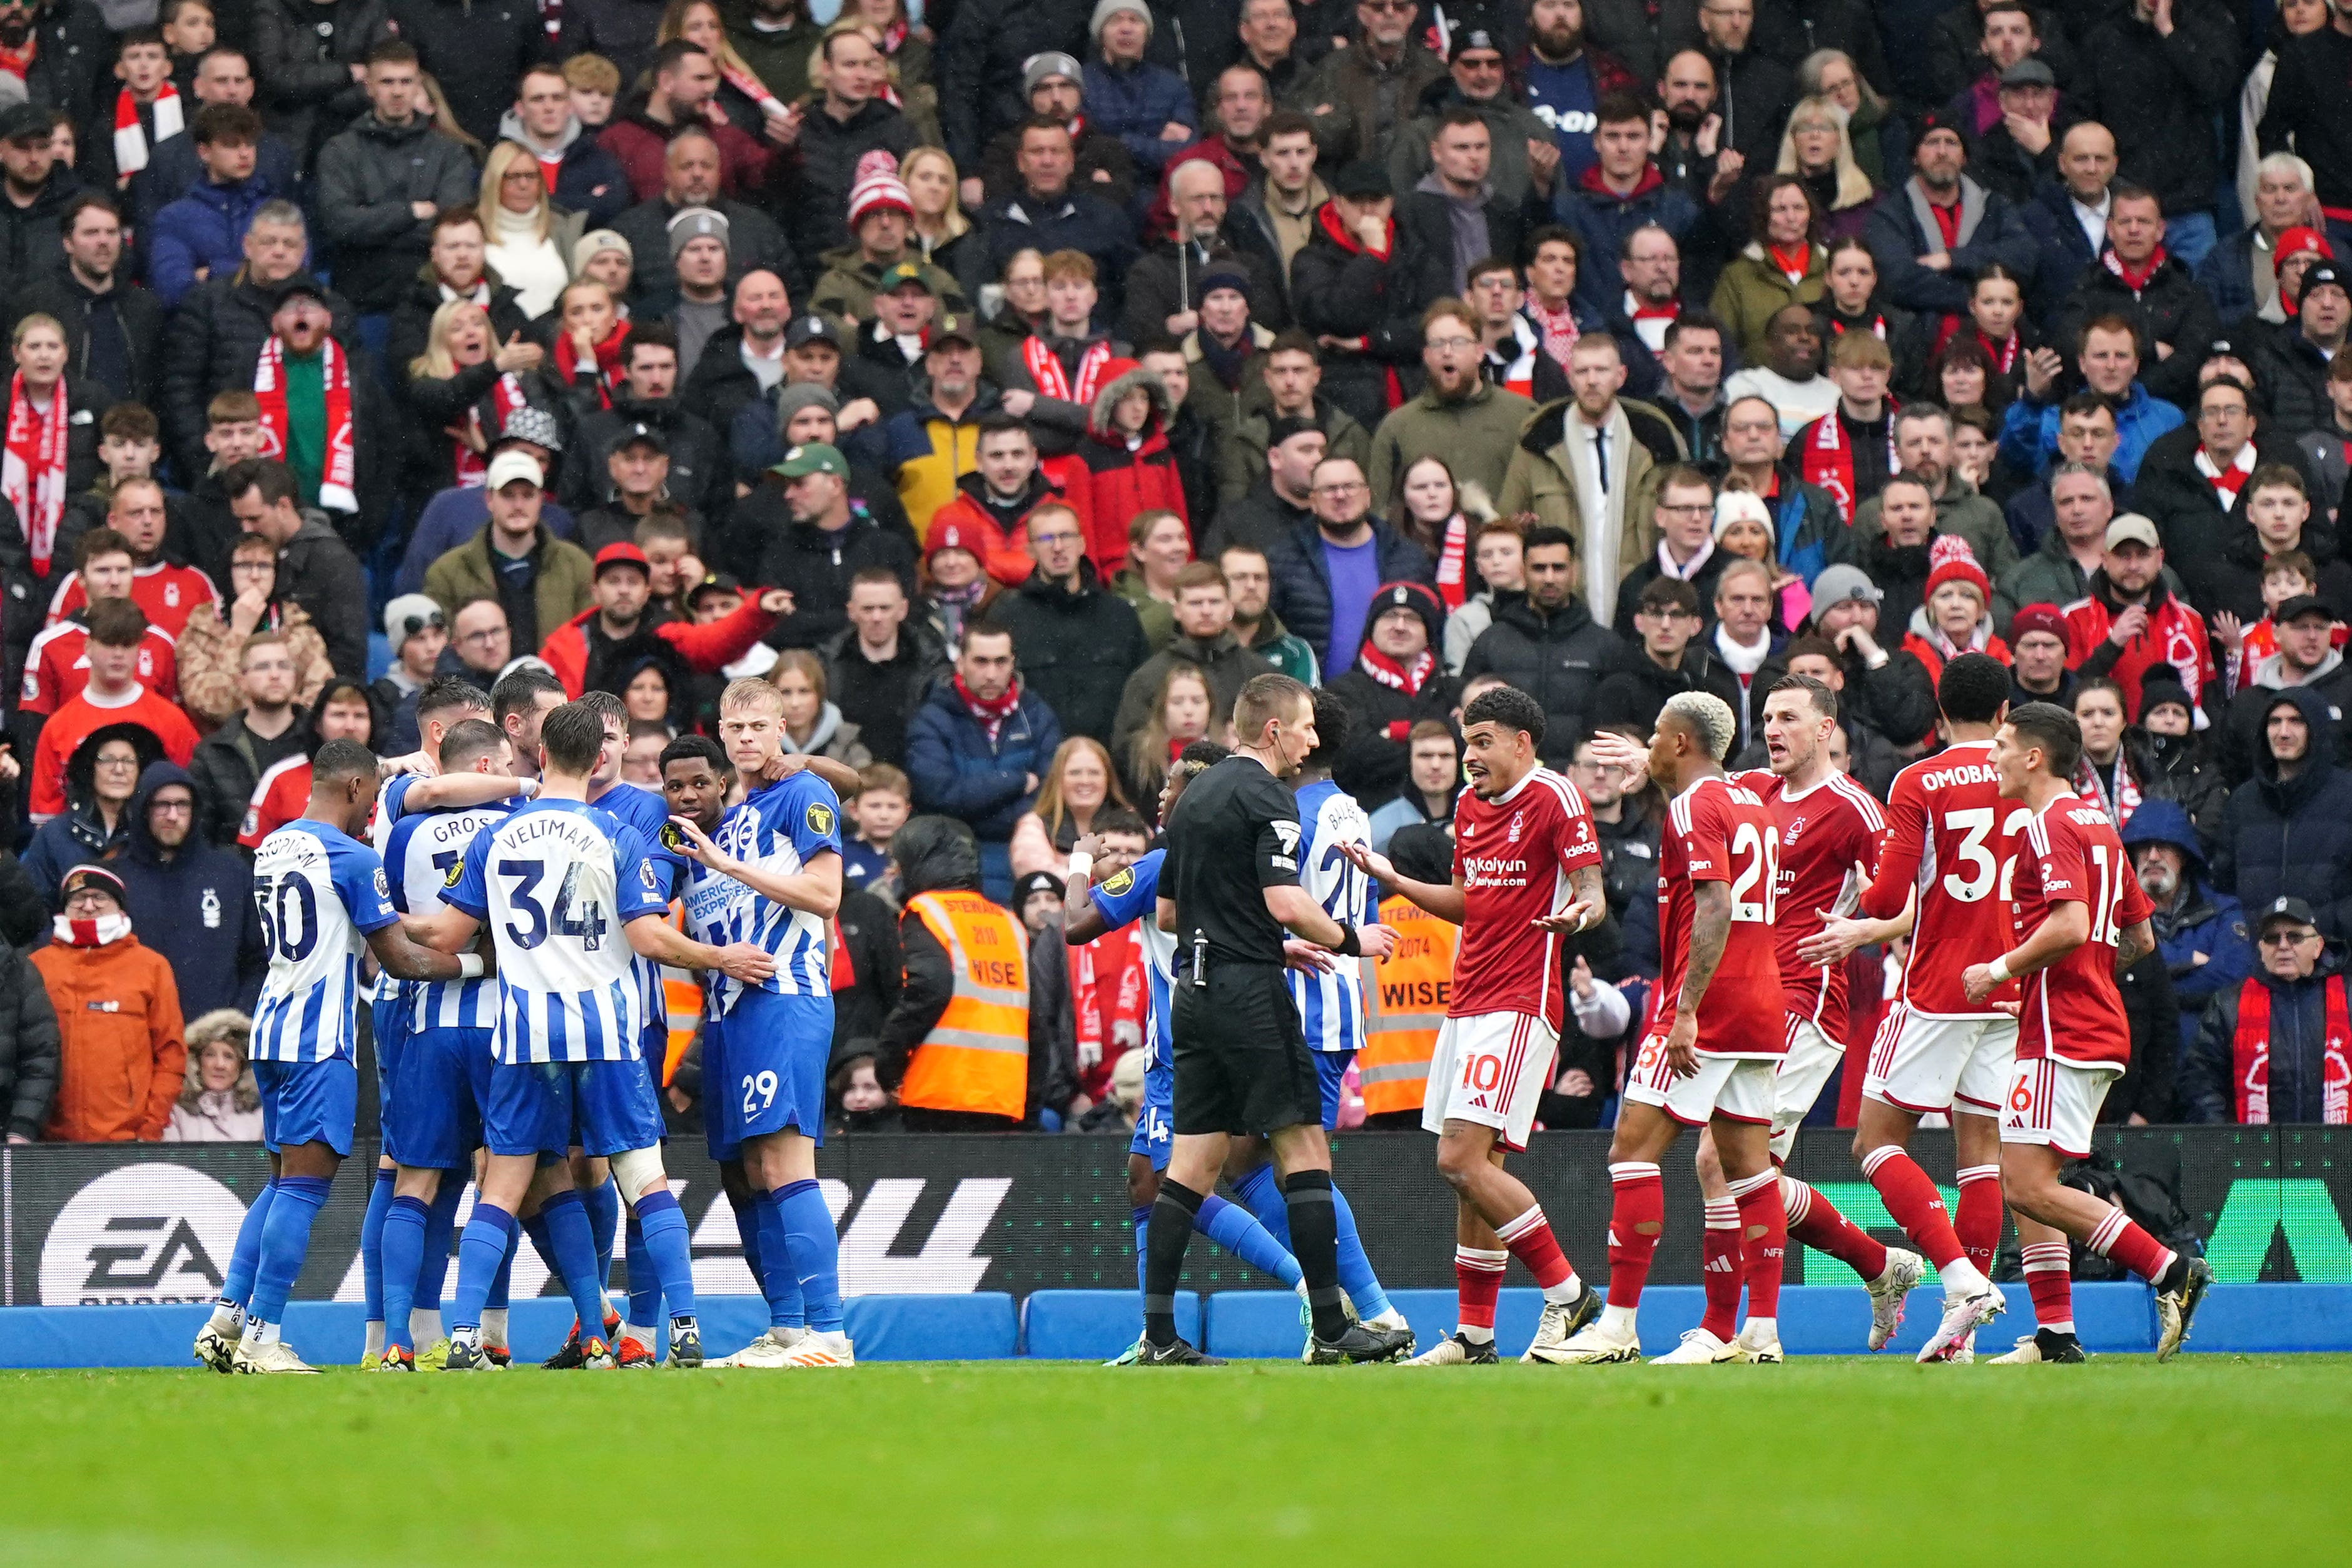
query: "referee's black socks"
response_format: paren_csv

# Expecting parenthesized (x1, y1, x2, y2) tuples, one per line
(1143, 1181, 1205, 1348)
(1283, 1170, 1349, 1342)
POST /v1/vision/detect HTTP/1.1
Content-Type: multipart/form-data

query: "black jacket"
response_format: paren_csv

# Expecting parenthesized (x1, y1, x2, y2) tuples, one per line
(2182, 943, 2349, 1123)
(2182, 512, 2352, 629)
(1589, 645, 1745, 735)
(937, 0, 1095, 166)
(742, 491, 920, 650)
(2133, 423, 2316, 566)
(6, 270, 166, 410)
(2247, 318, 2341, 438)
(0, 939, 59, 1142)
(2213, 686, 2352, 939)
(978, 185, 1140, 321)
(2075, 0, 2240, 218)
(678, 323, 769, 442)
(252, 0, 397, 165)
(2055, 253, 2218, 409)
(821, 616, 948, 766)
(611, 193, 796, 308)
(1117, 229, 1292, 348)
(983, 561, 1152, 747)
(116, 760, 267, 1017)
(554, 0, 666, 85)
(313, 113, 484, 311)
(0, 167, 84, 286)
(277, 512, 372, 679)
(1265, 515, 1437, 674)
(385, 266, 537, 392)
(789, 98, 919, 276)
(561, 395, 731, 525)
(19, 0, 112, 134)
(159, 270, 359, 479)
(188, 706, 313, 847)
(1288, 204, 1437, 433)
(1460, 592, 1628, 768)
(385, 0, 549, 149)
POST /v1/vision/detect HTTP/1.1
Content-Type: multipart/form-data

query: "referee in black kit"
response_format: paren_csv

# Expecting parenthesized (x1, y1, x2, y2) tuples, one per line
(1138, 674, 1414, 1367)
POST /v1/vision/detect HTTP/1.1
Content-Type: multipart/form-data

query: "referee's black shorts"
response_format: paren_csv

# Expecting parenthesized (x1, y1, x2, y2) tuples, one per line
(1170, 962, 1321, 1136)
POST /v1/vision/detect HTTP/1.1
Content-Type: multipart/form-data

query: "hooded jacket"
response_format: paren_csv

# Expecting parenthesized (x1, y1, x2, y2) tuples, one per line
(598, 91, 779, 210)
(116, 761, 266, 1019)
(2219, 644, 2352, 787)
(1459, 590, 1626, 768)
(494, 106, 632, 229)
(2213, 685, 2352, 938)
(2123, 796, 2253, 1053)
(313, 111, 484, 310)
(1077, 365, 1192, 562)
(983, 559, 1152, 746)
(32, 904, 186, 1144)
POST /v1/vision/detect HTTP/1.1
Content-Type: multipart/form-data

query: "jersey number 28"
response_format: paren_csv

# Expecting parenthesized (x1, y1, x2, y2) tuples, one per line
(1728, 821, 1780, 923)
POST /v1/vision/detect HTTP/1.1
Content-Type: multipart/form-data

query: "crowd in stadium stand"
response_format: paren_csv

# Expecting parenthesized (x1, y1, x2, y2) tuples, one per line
(3, 0, 2352, 1153)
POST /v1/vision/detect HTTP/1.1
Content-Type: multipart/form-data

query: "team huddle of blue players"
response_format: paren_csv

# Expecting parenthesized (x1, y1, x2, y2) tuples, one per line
(191, 673, 854, 1373)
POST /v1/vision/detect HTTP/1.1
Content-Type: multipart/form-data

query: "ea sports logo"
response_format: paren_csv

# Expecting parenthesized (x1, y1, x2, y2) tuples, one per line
(40, 1165, 250, 1306)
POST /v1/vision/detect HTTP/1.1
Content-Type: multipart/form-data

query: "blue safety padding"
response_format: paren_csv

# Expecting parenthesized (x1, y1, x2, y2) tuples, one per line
(1021, 1290, 1195, 1360)
(2186, 1284, 2352, 1353)
(843, 1293, 1017, 1360)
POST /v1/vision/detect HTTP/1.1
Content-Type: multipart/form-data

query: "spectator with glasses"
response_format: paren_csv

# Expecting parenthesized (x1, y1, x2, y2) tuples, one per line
(24, 727, 156, 911)
(32, 865, 185, 1145)
(1367, 300, 1537, 507)
(444, 599, 517, 687)
(175, 532, 334, 728)
(2182, 895, 2348, 1125)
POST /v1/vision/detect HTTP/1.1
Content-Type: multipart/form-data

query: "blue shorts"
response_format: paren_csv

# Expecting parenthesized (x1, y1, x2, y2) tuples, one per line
(724, 988, 833, 1146)
(1315, 1049, 1356, 1131)
(701, 1016, 737, 1163)
(370, 984, 410, 1113)
(486, 1057, 666, 1159)
(255, 1058, 358, 1157)
(383, 1025, 493, 1171)
(1128, 1054, 1174, 1169)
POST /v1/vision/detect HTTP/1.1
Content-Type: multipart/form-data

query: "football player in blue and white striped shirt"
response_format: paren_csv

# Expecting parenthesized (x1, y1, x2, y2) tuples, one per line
(664, 679, 851, 1367)
(373, 716, 538, 1372)
(405, 702, 776, 1371)
(191, 741, 469, 1376)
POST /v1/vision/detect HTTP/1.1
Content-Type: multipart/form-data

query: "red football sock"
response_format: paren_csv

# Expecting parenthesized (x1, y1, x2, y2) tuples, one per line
(1699, 1198, 1741, 1340)
(1495, 1205, 1574, 1292)
(2088, 1208, 2175, 1285)
(1860, 1145, 1965, 1270)
(1729, 1170, 1787, 1321)
(1605, 1161, 1665, 1312)
(1955, 1165, 2002, 1281)
(2020, 1241, 2074, 1333)
(1782, 1176, 1890, 1283)
(1454, 1246, 1506, 1332)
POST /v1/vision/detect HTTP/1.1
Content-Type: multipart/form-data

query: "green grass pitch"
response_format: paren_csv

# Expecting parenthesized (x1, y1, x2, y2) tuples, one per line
(8, 1358, 2350, 1565)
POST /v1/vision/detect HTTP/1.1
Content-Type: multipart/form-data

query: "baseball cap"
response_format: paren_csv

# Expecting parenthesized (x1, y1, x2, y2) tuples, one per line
(878, 260, 935, 296)
(773, 442, 847, 479)
(614, 420, 667, 454)
(485, 450, 544, 491)
(2259, 896, 2319, 932)
(1809, 564, 1882, 610)
(928, 312, 977, 349)
(0, 103, 49, 144)
(2009, 603, 2068, 644)
(687, 572, 744, 610)
(594, 541, 651, 579)
(2276, 593, 2333, 625)
(784, 312, 838, 352)
(2105, 513, 2160, 551)
(383, 593, 444, 645)
(1997, 58, 2055, 89)
(667, 206, 731, 260)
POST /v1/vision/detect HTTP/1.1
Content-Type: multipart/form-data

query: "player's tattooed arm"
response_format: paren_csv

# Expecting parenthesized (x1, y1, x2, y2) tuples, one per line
(1666, 882, 1731, 1077)
(1532, 864, 1606, 936)
(2114, 917, 2154, 976)
(367, 923, 468, 982)
(625, 913, 778, 983)
(1339, 840, 1466, 923)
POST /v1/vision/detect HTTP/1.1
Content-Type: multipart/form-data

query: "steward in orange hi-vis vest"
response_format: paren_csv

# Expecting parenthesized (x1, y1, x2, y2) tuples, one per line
(897, 888, 1030, 1118)
(1359, 891, 1456, 1118)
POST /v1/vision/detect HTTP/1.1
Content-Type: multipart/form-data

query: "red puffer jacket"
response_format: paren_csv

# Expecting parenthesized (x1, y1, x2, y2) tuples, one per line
(1077, 365, 1190, 570)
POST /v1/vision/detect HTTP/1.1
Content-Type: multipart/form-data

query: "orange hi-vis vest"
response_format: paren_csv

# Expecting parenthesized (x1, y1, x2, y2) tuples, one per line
(899, 889, 1030, 1118)
(1358, 892, 1455, 1115)
(661, 903, 702, 1087)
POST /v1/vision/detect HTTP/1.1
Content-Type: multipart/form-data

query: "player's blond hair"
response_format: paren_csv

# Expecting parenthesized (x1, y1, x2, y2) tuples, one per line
(1663, 690, 1737, 763)
(720, 676, 785, 715)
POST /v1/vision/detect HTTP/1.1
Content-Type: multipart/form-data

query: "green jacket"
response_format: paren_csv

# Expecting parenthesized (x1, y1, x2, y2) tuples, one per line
(1110, 567, 1175, 650)
(1366, 378, 1537, 512)
(1215, 393, 1372, 507)
(1242, 608, 1319, 684)
(1709, 242, 1828, 367)
(809, 247, 970, 326)
(423, 523, 597, 653)
(1848, 477, 2020, 582)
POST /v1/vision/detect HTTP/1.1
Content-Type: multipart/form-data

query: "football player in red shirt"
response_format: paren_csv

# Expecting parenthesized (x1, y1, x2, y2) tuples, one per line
(1549, 692, 1790, 1365)
(1965, 702, 2212, 1362)
(1805, 652, 2016, 1361)
(1341, 685, 1608, 1366)
(1659, 673, 1927, 1364)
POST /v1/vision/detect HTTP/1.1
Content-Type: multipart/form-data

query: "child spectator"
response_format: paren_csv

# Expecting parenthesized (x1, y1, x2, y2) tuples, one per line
(844, 761, 910, 900)
(564, 53, 621, 129)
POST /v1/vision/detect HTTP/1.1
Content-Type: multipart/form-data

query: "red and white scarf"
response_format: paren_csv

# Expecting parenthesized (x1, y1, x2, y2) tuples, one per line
(1768, 243, 1812, 285)
(1796, 407, 1898, 524)
(52, 910, 133, 948)
(111, 81, 183, 176)
(1525, 298, 1580, 368)
(1358, 644, 1435, 695)
(1432, 514, 1467, 610)
(555, 318, 630, 409)
(2234, 973, 2352, 1124)
(0, 35, 34, 81)
(453, 373, 532, 487)
(3, 373, 69, 575)
(953, 670, 1021, 742)
(1022, 335, 1113, 404)
(2197, 442, 2256, 510)
(718, 59, 788, 122)
(2072, 751, 2142, 827)
(2103, 245, 2168, 296)
(255, 334, 357, 513)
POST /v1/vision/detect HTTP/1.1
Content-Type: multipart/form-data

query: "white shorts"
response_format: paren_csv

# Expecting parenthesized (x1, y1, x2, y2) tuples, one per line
(1423, 1011, 1558, 1152)
(1769, 1014, 1845, 1163)
(2000, 1056, 2118, 1159)
(1863, 1005, 2018, 1118)
(1622, 1039, 1776, 1127)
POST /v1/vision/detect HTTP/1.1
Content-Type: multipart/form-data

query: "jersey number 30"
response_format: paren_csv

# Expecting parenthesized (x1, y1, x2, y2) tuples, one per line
(252, 874, 318, 963)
